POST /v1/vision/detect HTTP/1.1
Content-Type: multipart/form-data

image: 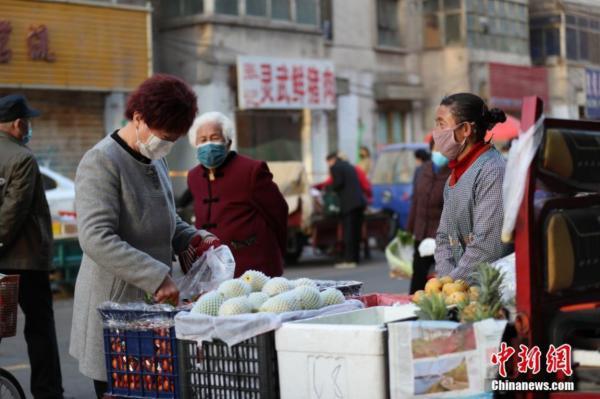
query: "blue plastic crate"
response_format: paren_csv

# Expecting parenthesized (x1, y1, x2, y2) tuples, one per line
(100, 308, 180, 399)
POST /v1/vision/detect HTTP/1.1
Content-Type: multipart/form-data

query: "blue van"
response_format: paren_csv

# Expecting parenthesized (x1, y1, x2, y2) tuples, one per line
(371, 143, 429, 234)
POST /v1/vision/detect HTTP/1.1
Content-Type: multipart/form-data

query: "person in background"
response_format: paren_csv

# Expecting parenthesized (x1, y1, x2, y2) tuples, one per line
(434, 93, 512, 282)
(70, 75, 218, 398)
(326, 152, 367, 269)
(0, 94, 65, 399)
(406, 139, 451, 293)
(412, 148, 431, 188)
(315, 152, 373, 204)
(187, 112, 288, 277)
(357, 145, 372, 175)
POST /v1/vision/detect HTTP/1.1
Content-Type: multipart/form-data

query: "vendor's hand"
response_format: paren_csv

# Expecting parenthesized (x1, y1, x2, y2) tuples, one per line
(154, 275, 179, 305)
(195, 236, 222, 257)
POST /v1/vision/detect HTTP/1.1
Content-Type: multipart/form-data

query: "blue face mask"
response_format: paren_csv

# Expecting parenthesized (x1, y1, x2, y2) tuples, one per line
(22, 121, 32, 144)
(197, 142, 228, 168)
(431, 151, 449, 168)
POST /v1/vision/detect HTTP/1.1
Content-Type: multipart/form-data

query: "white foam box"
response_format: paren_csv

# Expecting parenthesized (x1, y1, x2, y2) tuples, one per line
(275, 305, 418, 399)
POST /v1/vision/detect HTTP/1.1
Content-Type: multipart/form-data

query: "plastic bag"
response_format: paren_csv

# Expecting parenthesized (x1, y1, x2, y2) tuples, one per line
(501, 116, 545, 243)
(176, 245, 235, 302)
(418, 238, 436, 257)
(386, 231, 414, 278)
(97, 301, 177, 330)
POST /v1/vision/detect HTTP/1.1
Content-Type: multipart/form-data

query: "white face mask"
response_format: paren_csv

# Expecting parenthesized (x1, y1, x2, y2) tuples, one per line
(136, 124, 175, 160)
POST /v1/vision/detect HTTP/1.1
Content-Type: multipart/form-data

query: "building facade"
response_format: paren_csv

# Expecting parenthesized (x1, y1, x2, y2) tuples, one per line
(419, 0, 547, 130)
(155, 0, 426, 191)
(529, 0, 600, 119)
(0, 0, 151, 178)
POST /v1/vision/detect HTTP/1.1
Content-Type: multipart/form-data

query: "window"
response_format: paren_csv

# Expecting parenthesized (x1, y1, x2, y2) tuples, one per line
(377, 110, 404, 145)
(272, 0, 291, 20)
(545, 28, 559, 56)
(424, 0, 463, 48)
(567, 27, 578, 60)
(377, 0, 401, 47)
(445, 13, 462, 44)
(162, 0, 204, 18)
(236, 111, 302, 161)
(564, 14, 600, 63)
(296, 0, 318, 25)
(424, 13, 442, 48)
(246, 0, 267, 17)
(215, 0, 238, 15)
(467, 0, 530, 54)
(321, 0, 333, 40)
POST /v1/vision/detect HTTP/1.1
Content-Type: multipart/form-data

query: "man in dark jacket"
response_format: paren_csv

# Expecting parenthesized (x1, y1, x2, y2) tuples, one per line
(0, 94, 64, 399)
(327, 152, 367, 268)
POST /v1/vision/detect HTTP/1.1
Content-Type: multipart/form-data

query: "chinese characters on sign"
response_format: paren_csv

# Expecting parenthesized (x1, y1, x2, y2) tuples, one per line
(237, 56, 336, 110)
(0, 21, 55, 64)
(0, 21, 12, 64)
(27, 25, 55, 62)
(491, 343, 573, 378)
(586, 68, 600, 119)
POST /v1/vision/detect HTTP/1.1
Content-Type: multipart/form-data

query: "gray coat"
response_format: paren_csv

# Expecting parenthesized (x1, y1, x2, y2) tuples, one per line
(69, 135, 209, 381)
(0, 132, 52, 270)
(435, 148, 512, 283)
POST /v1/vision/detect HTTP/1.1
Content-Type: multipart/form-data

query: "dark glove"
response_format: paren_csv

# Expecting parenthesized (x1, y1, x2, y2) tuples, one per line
(195, 236, 222, 257)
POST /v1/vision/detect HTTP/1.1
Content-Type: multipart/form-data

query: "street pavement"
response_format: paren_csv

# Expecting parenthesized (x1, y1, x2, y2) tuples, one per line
(0, 249, 408, 398)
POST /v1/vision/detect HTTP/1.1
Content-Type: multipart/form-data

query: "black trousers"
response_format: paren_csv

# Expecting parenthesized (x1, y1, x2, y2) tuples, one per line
(409, 240, 435, 294)
(94, 379, 108, 398)
(0, 269, 63, 399)
(342, 207, 364, 264)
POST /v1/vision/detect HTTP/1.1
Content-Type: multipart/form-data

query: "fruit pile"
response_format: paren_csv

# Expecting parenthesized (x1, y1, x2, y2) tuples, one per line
(412, 263, 505, 323)
(108, 327, 176, 395)
(191, 271, 345, 316)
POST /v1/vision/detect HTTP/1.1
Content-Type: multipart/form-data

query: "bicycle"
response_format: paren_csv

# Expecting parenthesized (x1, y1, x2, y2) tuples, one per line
(0, 274, 26, 399)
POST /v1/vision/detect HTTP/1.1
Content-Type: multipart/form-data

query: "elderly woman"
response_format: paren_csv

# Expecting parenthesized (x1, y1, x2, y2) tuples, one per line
(434, 93, 513, 282)
(69, 75, 217, 398)
(187, 112, 288, 277)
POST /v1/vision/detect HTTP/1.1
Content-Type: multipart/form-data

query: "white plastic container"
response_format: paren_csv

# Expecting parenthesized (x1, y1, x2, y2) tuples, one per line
(275, 305, 418, 399)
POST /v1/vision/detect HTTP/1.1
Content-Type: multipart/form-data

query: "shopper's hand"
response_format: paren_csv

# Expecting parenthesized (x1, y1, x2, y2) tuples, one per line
(154, 275, 179, 305)
(195, 236, 222, 257)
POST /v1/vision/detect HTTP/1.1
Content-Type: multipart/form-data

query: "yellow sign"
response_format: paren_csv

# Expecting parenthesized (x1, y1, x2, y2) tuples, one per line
(0, 0, 151, 91)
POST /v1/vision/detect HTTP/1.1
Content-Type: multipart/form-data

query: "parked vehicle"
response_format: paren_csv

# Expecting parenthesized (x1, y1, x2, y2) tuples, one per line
(40, 166, 75, 217)
(371, 143, 428, 235)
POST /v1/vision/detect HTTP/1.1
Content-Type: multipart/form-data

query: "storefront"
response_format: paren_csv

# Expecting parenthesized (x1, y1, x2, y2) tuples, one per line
(0, 0, 151, 178)
(236, 56, 336, 183)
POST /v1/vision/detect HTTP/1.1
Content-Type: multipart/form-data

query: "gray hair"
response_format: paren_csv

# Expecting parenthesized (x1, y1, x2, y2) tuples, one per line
(188, 111, 235, 148)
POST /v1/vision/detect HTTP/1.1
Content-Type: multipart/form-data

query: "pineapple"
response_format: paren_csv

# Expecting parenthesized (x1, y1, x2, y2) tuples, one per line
(439, 276, 454, 285)
(445, 291, 468, 306)
(412, 290, 425, 304)
(454, 279, 470, 292)
(468, 286, 480, 302)
(416, 293, 449, 320)
(425, 278, 443, 294)
(442, 282, 466, 296)
(458, 263, 505, 322)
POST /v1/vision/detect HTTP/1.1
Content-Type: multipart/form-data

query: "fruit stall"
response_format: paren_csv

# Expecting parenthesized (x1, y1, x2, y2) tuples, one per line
(100, 97, 599, 398)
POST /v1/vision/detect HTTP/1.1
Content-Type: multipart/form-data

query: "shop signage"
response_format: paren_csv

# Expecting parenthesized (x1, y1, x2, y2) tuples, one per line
(489, 63, 548, 112)
(237, 56, 336, 110)
(586, 68, 600, 119)
(0, 20, 55, 63)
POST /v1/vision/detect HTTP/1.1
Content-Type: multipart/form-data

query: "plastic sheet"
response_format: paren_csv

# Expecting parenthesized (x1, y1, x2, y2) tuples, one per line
(501, 116, 545, 243)
(98, 301, 178, 330)
(175, 299, 365, 347)
(175, 245, 235, 302)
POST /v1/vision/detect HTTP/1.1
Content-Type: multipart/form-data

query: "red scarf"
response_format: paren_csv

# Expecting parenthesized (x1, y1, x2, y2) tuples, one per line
(448, 142, 491, 186)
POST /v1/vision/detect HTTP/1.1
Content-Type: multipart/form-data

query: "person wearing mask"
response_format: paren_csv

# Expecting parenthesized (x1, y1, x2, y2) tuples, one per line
(187, 112, 288, 277)
(0, 94, 65, 399)
(326, 152, 367, 269)
(434, 93, 512, 282)
(406, 140, 451, 293)
(357, 145, 372, 175)
(70, 75, 218, 398)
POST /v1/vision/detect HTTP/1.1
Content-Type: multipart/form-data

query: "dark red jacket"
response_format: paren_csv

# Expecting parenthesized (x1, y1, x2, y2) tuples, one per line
(407, 161, 451, 242)
(187, 152, 288, 277)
